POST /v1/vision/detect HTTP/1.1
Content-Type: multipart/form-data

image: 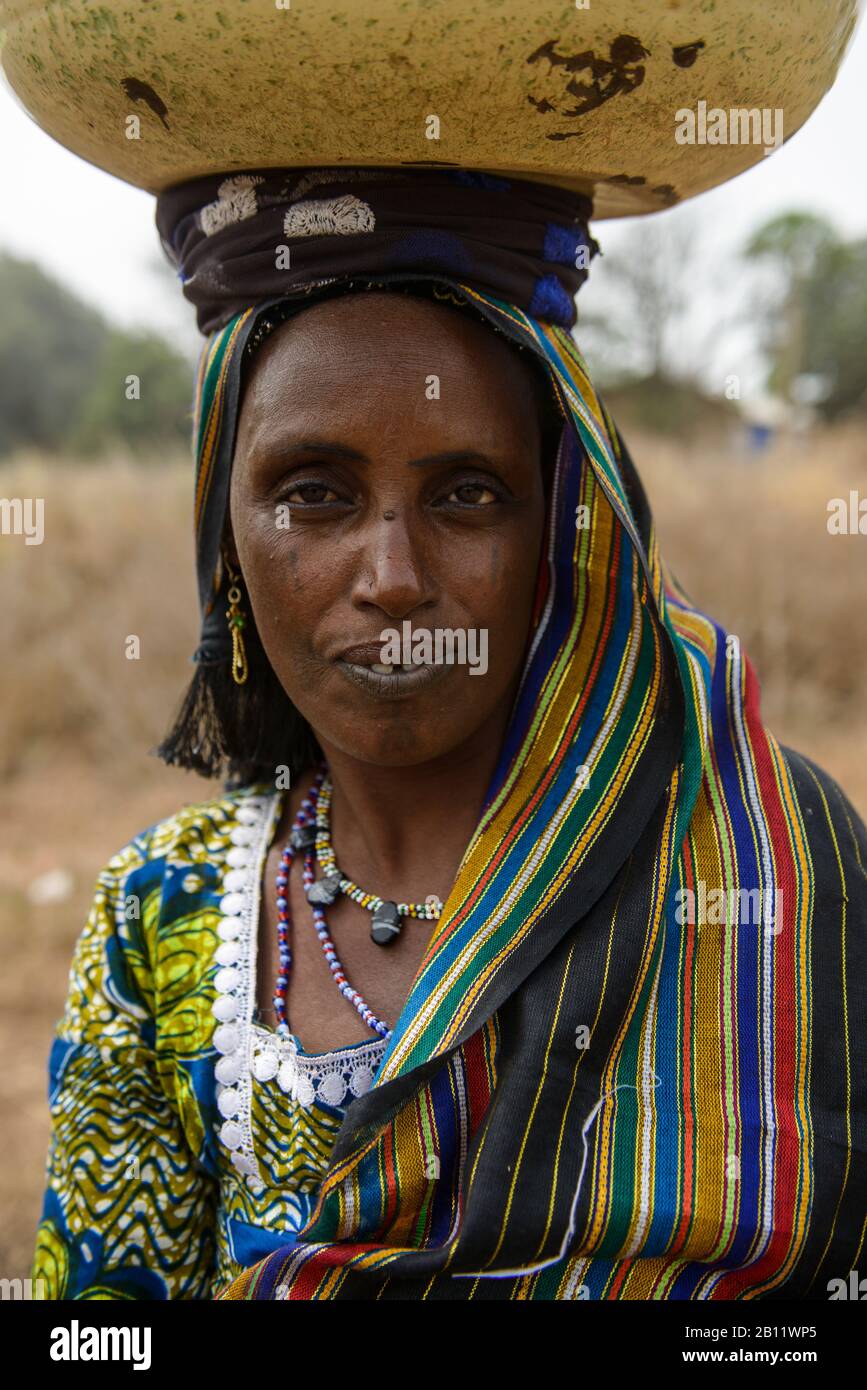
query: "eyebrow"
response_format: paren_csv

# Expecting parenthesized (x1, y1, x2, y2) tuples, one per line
(255, 440, 495, 469)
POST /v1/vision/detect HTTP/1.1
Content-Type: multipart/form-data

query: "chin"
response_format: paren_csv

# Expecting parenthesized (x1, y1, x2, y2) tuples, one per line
(318, 721, 462, 769)
(287, 661, 502, 768)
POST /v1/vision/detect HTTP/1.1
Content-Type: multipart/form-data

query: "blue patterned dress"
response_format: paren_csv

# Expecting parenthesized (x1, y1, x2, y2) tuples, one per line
(31, 784, 387, 1298)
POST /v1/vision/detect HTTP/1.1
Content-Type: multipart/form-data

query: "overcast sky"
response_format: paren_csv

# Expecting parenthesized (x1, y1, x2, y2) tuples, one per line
(1, 14, 865, 365)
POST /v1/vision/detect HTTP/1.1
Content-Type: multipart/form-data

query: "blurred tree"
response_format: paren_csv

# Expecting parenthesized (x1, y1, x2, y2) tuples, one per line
(744, 212, 867, 419)
(0, 254, 105, 455)
(0, 252, 194, 458)
(578, 218, 690, 385)
(800, 237, 867, 418)
(743, 212, 837, 407)
(70, 328, 194, 455)
(574, 211, 741, 436)
(575, 212, 729, 386)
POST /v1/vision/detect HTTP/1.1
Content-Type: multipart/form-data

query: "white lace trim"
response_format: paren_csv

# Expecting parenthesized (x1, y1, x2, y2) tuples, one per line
(211, 791, 282, 1195)
(250, 1024, 386, 1109)
(210, 790, 387, 1196)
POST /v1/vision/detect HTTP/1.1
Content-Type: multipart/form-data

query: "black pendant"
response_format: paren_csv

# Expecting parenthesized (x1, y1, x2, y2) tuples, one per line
(289, 822, 317, 853)
(371, 900, 402, 946)
(306, 871, 342, 907)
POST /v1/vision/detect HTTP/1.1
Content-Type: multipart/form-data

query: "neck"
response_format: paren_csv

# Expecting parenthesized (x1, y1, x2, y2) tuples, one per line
(314, 700, 514, 904)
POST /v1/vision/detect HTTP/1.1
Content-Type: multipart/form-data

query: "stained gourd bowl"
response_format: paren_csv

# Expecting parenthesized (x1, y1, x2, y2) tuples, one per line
(0, 0, 860, 217)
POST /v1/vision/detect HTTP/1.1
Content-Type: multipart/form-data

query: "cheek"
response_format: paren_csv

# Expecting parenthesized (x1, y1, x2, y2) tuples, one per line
(233, 504, 333, 646)
(450, 527, 543, 667)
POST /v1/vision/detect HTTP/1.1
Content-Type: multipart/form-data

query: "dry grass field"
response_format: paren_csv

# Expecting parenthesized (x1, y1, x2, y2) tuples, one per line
(1, 427, 865, 1280)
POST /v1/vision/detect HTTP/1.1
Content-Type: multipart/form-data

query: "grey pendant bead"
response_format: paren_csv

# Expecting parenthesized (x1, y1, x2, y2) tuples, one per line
(371, 900, 402, 946)
(306, 872, 342, 906)
(289, 822, 317, 852)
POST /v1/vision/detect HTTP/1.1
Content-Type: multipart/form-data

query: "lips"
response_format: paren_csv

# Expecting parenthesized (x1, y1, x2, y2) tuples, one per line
(338, 641, 419, 675)
(335, 641, 449, 700)
(339, 642, 392, 665)
(336, 659, 447, 698)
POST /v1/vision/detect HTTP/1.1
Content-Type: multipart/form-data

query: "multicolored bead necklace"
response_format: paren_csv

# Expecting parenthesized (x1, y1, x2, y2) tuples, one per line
(314, 774, 443, 943)
(273, 764, 444, 1040)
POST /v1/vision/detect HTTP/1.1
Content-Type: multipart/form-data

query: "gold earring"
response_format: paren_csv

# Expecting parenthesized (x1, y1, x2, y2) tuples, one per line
(224, 559, 249, 686)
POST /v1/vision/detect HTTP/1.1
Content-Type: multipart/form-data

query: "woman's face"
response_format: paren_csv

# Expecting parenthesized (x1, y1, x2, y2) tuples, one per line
(229, 291, 548, 767)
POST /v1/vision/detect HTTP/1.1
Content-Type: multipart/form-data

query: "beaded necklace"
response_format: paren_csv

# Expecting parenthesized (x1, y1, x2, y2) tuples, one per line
(273, 764, 444, 1039)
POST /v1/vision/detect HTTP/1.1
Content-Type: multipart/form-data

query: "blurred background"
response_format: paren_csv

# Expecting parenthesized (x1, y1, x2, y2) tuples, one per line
(1, 24, 866, 1282)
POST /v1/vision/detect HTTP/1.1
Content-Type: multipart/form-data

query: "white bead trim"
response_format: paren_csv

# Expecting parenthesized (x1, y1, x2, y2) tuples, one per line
(211, 787, 389, 1193)
(249, 1023, 386, 1109)
(211, 790, 283, 1195)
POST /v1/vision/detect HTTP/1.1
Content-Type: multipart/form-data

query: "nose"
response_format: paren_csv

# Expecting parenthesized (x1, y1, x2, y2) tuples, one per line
(349, 511, 436, 620)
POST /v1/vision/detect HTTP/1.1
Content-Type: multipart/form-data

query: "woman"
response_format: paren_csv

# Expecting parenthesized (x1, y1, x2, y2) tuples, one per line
(32, 169, 866, 1300)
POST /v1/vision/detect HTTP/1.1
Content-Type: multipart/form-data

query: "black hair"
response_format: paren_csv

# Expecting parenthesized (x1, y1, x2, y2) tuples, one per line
(155, 281, 565, 790)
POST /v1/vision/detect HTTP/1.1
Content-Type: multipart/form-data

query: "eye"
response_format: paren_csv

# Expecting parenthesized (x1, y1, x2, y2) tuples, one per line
(443, 481, 500, 507)
(282, 480, 342, 505)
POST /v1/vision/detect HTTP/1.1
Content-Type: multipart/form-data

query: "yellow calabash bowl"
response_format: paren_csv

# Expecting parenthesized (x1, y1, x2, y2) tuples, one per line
(0, 0, 860, 217)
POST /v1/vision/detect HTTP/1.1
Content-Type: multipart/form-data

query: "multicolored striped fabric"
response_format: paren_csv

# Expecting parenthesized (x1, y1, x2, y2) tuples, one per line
(203, 287, 865, 1299)
(189, 306, 257, 662)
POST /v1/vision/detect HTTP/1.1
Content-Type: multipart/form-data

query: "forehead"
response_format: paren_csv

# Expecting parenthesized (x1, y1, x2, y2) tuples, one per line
(238, 291, 543, 444)
(245, 289, 536, 389)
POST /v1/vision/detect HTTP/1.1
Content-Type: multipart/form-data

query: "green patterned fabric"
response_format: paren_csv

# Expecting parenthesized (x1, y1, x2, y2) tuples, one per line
(32, 785, 386, 1299)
